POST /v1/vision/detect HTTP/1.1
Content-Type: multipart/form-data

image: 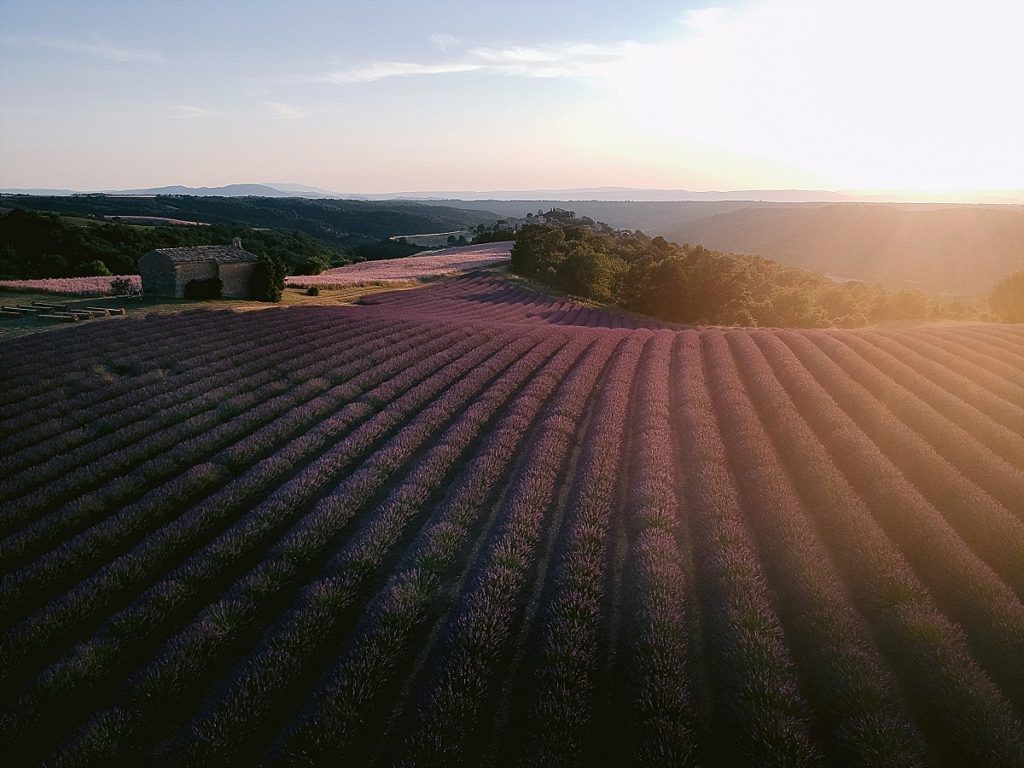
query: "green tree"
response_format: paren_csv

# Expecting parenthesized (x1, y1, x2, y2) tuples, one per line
(768, 287, 828, 327)
(250, 252, 287, 302)
(557, 243, 625, 303)
(293, 252, 331, 275)
(510, 225, 566, 276)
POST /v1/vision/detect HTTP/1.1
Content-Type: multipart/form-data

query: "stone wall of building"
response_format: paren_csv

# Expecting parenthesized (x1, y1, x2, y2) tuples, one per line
(173, 262, 218, 298)
(219, 262, 256, 299)
(138, 252, 177, 297)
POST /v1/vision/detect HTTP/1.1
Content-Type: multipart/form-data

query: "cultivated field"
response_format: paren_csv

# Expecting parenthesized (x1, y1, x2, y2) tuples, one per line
(0, 243, 511, 298)
(284, 241, 513, 289)
(0, 275, 141, 296)
(1, 273, 1022, 767)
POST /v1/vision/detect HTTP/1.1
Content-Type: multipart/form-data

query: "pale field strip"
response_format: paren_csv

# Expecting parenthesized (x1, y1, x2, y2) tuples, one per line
(285, 242, 513, 289)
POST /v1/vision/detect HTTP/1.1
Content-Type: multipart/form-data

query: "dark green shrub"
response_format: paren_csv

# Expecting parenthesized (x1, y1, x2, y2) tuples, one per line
(294, 253, 331, 275)
(250, 253, 286, 302)
(76, 260, 111, 277)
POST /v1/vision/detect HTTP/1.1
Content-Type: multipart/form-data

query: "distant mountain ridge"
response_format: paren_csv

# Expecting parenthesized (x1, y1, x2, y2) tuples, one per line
(358, 187, 857, 203)
(7, 183, 1020, 204)
(114, 184, 299, 197)
(2, 184, 850, 202)
(1, 183, 335, 199)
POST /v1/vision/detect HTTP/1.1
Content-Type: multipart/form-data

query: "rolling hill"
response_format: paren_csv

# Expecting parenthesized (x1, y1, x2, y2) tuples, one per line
(1, 270, 1022, 766)
(446, 200, 1024, 294)
(0, 195, 498, 248)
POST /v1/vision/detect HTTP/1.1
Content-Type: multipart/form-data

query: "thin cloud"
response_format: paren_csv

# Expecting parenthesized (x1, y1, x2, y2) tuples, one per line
(2, 34, 166, 63)
(318, 61, 482, 83)
(265, 101, 309, 119)
(467, 42, 628, 78)
(309, 41, 629, 84)
(168, 105, 218, 119)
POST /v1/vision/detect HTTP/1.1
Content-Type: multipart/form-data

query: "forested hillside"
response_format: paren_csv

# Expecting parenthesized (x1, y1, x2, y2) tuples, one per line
(0, 197, 498, 280)
(0, 210, 341, 280)
(0, 195, 497, 248)
(447, 200, 1024, 294)
(510, 222, 990, 327)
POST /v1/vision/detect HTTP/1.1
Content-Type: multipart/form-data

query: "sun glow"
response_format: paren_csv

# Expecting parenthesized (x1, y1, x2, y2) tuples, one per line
(1, 0, 1020, 196)
(598, 0, 1024, 193)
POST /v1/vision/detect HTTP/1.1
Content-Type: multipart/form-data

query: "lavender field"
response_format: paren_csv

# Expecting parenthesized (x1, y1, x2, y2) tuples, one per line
(1, 274, 1023, 767)
(285, 241, 513, 289)
(0, 275, 141, 296)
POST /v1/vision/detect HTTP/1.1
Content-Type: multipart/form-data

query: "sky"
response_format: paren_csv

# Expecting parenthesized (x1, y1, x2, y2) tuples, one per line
(1, 0, 1022, 198)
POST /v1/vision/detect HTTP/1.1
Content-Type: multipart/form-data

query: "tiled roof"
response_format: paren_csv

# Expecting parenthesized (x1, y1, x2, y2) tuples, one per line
(150, 246, 259, 264)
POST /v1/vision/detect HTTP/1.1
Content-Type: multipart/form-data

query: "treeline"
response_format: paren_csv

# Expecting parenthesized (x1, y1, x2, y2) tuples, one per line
(511, 222, 994, 327)
(472, 226, 517, 244)
(0, 194, 497, 248)
(0, 209, 344, 280)
(352, 238, 428, 261)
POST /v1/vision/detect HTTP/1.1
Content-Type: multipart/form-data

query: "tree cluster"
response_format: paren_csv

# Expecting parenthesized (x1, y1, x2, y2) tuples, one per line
(472, 225, 517, 244)
(511, 222, 995, 327)
(352, 238, 428, 261)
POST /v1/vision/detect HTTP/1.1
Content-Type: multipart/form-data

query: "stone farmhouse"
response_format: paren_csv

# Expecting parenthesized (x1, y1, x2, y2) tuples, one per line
(138, 238, 260, 298)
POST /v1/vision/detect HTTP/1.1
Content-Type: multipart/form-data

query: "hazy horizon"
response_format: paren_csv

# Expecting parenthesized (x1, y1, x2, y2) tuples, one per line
(3, 181, 1024, 205)
(2, 0, 1022, 201)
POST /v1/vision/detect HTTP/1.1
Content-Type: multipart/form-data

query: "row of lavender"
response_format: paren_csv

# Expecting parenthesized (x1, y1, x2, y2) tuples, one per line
(0, 312, 581, 760)
(1, 305, 1022, 766)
